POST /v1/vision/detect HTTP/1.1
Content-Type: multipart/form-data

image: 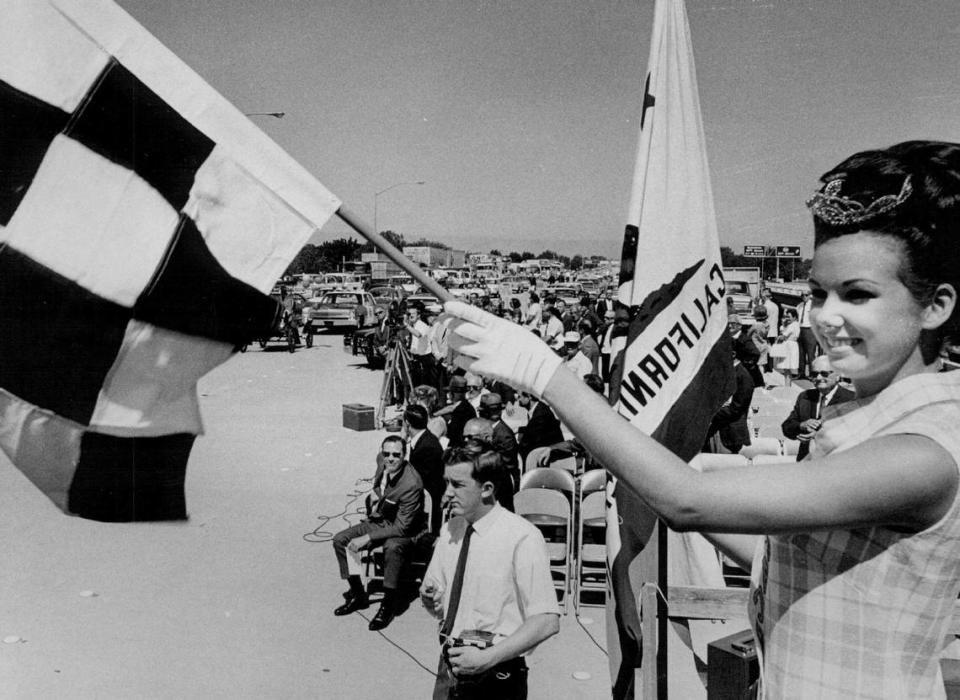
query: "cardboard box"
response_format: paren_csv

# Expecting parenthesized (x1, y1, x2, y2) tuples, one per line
(343, 403, 375, 431)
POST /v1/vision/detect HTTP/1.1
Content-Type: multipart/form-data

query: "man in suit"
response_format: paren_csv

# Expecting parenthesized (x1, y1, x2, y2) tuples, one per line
(332, 435, 426, 630)
(796, 290, 819, 378)
(516, 391, 564, 465)
(782, 355, 855, 460)
(370, 306, 392, 357)
(706, 344, 755, 454)
(760, 288, 780, 371)
(405, 404, 445, 535)
(595, 288, 615, 319)
(443, 375, 477, 449)
(479, 392, 520, 493)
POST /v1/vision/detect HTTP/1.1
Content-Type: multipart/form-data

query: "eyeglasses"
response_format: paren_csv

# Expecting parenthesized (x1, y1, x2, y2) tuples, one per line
(381, 451, 403, 458)
(463, 434, 485, 442)
(811, 371, 833, 378)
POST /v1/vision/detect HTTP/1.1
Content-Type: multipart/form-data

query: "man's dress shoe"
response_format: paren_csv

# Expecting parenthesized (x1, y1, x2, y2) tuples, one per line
(334, 591, 368, 616)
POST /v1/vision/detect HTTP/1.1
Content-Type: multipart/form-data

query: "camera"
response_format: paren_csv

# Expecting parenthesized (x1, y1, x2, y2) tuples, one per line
(448, 629, 495, 649)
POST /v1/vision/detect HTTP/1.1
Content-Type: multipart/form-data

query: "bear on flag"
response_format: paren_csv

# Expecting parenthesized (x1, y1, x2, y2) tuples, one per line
(0, 0, 340, 520)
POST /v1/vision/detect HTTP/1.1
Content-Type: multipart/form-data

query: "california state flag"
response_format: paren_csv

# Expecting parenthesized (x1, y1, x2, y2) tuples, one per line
(605, 0, 734, 697)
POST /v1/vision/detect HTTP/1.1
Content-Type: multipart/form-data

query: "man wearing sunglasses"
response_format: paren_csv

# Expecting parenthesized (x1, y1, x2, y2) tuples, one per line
(332, 435, 427, 630)
(781, 355, 855, 461)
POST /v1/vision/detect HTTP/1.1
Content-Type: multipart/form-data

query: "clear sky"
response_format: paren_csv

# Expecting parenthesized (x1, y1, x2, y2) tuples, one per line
(116, 0, 960, 260)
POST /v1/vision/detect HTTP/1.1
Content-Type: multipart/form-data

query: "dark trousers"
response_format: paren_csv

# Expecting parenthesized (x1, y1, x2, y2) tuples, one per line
(332, 521, 413, 590)
(410, 353, 435, 389)
(432, 654, 527, 700)
(798, 327, 819, 377)
(764, 336, 777, 372)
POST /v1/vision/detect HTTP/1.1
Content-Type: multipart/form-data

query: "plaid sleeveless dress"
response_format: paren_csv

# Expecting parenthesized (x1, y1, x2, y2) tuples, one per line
(749, 370, 960, 698)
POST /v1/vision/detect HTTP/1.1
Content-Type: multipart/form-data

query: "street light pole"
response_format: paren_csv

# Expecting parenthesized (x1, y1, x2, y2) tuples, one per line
(373, 180, 426, 234)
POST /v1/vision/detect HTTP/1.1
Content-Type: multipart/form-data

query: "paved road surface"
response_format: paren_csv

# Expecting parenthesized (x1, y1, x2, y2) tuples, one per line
(0, 332, 621, 699)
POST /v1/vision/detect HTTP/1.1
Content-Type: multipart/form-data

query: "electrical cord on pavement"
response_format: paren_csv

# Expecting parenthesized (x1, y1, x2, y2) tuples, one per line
(575, 610, 608, 656)
(302, 478, 373, 543)
(355, 610, 438, 678)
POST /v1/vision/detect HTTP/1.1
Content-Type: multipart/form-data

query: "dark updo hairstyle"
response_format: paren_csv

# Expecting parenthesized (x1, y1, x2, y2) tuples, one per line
(810, 140, 960, 346)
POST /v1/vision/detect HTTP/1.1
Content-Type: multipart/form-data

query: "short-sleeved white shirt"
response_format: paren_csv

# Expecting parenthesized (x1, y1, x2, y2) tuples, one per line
(409, 319, 431, 356)
(424, 504, 560, 646)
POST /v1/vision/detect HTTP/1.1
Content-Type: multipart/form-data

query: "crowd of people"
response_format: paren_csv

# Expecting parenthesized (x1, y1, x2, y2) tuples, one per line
(333, 140, 960, 697)
(328, 287, 628, 698)
(440, 140, 960, 698)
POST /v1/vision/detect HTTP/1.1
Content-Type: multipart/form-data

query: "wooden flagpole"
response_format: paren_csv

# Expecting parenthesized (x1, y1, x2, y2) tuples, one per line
(335, 205, 452, 302)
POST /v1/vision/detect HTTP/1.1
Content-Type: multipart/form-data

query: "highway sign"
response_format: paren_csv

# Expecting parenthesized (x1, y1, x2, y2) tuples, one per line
(743, 245, 765, 257)
(775, 246, 801, 258)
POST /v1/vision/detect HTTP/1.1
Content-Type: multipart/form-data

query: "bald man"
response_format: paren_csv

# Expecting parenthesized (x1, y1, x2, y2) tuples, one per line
(781, 356, 855, 460)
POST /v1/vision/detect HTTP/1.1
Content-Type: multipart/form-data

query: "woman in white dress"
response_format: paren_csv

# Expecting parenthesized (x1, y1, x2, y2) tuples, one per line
(774, 308, 800, 385)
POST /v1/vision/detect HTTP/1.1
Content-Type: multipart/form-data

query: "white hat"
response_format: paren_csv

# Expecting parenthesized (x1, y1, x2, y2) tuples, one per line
(563, 331, 581, 344)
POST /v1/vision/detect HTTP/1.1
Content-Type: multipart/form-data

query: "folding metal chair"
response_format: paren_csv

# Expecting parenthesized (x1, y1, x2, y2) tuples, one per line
(514, 484, 573, 612)
(519, 466, 576, 502)
(363, 489, 433, 594)
(576, 481, 608, 612)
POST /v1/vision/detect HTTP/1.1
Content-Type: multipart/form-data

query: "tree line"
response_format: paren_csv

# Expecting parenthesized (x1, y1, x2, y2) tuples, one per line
(283, 233, 604, 276)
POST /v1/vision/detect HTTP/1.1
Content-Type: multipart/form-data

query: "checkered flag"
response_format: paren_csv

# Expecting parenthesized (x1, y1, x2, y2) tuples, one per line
(0, 0, 341, 520)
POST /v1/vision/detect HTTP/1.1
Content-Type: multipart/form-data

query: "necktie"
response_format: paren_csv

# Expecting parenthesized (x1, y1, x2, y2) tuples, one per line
(441, 524, 474, 639)
(814, 396, 823, 419)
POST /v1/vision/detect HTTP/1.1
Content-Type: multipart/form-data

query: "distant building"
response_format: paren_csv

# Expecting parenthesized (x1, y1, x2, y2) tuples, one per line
(468, 253, 504, 280)
(362, 252, 404, 281)
(403, 245, 465, 268)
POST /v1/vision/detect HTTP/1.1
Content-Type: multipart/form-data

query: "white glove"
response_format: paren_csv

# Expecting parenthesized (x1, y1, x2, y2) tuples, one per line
(442, 300, 563, 398)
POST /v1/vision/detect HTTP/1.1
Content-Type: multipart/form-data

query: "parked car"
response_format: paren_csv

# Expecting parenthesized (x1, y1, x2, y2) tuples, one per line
(726, 280, 753, 315)
(368, 286, 405, 316)
(550, 285, 583, 306)
(303, 291, 377, 332)
(405, 293, 443, 315)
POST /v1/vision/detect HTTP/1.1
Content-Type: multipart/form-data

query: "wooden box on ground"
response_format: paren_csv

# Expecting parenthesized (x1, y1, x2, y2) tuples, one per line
(342, 403, 375, 431)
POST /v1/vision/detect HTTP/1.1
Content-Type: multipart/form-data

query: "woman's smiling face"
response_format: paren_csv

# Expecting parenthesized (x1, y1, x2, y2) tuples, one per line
(809, 232, 930, 398)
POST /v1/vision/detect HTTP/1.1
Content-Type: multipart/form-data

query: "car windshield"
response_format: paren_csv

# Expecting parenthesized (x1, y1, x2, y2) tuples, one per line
(321, 294, 360, 305)
(727, 281, 750, 295)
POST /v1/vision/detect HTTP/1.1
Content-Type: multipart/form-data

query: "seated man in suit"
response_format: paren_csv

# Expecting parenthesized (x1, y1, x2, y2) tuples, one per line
(782, 355, 855, 460)
(441, 375, 477, 448)
(371, 306, 392, 356)
(479, 392, 520, 493)
(516, 391, 564, 465)
(531, 374, 606, 471)
(332, 435, 426, 631)
(405, 403, 446, 535)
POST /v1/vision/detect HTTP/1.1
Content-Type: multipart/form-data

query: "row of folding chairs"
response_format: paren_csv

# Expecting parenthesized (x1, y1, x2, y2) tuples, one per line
(513, 465, 607, 613)
(518, 445, 804, 611)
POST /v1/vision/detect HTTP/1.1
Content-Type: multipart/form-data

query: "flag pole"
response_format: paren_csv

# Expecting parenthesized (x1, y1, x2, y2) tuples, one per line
(335, 205, 452, 301)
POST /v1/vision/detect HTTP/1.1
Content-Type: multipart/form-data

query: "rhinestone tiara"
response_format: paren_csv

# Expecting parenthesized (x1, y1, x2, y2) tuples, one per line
(806, 175, 913, 227)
